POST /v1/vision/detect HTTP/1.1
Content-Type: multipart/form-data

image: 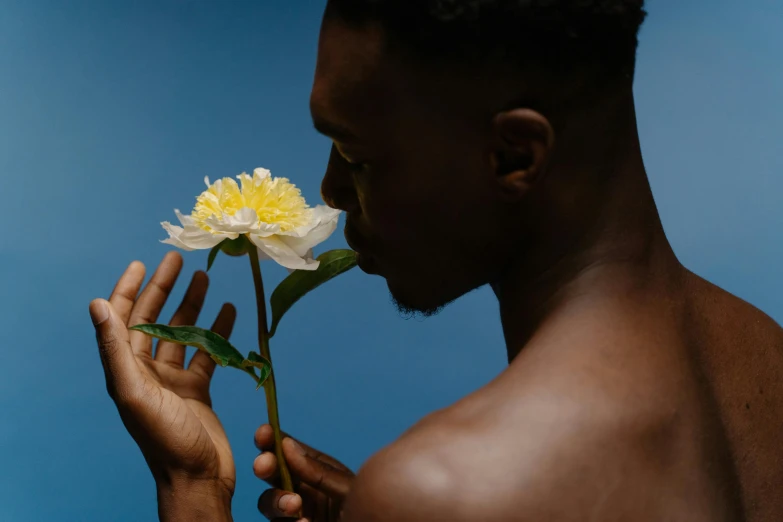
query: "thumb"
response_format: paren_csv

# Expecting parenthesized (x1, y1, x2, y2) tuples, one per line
(90, 299, 142, 404)
(283, 438, 352, 499)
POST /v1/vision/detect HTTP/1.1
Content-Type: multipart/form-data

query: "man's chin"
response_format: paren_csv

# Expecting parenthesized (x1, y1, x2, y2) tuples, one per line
(386, 281, 454, 319)
(390, 293, 444, 319)
(376, 262, 463, 318)
(387, 276, 484, 320)
(356, 251, 380, 275)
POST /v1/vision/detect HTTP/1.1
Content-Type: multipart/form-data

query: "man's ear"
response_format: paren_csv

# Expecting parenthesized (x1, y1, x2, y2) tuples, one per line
(490, 108, 555, 200)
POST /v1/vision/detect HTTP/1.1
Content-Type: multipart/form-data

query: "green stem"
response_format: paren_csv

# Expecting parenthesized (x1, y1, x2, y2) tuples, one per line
(248, 245, 294, 493)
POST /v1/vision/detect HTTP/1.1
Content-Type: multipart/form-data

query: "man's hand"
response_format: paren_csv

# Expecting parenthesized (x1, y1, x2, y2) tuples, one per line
(253, 424, 354, 521)
(90, 252, 236, 521)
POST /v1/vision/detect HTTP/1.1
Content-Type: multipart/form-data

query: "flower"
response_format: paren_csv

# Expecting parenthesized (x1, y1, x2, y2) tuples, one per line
(161, 168, 341, 271)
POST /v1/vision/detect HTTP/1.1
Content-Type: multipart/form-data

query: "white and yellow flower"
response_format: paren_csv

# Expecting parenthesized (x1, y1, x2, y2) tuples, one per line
(161, 168, 340, 271)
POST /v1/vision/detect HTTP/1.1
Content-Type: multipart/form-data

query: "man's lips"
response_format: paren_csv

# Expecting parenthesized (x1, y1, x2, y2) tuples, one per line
(343, 221, 368, 254)
(344, 222, 379, 274)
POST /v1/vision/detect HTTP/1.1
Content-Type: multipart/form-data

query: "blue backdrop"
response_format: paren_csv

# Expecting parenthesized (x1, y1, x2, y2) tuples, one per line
(1, 1, 781, 520)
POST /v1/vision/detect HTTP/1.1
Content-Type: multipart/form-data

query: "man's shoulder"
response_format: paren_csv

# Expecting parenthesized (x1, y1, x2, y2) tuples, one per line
(341, 384, 713, 522)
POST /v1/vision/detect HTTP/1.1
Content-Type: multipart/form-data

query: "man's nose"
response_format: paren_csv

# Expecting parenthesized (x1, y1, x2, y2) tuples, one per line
(321, 147, 359, 213)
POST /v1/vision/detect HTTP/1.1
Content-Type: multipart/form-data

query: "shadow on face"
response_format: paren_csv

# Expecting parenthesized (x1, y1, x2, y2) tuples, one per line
(311, 15, 553, 315)
(308, 2, 652, 319)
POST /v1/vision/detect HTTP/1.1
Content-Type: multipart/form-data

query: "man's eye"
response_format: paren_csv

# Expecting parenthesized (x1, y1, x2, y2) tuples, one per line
(344, 157, 367, 171)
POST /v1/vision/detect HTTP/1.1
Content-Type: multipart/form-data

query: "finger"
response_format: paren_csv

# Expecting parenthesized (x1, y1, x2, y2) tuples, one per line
(188, 302, 236, 380)
(282, 437, 353, 499)
(255, 424, 278, 451)
(253, 426, 285, 488)
(127, 251, 183, 356)
(254, 428, 353, 499)
(258, 488, 302, 520)
(90, 299, 143, 404)
(155, 271, 209, 367)
(254, 451, 280, 486)
(298, 482, 325, 521)
(108, 261, 146, 325)
(255, 425, 350, 472)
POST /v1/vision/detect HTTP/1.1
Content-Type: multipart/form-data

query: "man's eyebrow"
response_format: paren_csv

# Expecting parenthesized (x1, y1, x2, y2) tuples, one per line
(312, 117, 357, 142)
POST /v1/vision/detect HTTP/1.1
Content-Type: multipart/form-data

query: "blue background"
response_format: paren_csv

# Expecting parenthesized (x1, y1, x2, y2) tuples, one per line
(1, 1, 781, 520)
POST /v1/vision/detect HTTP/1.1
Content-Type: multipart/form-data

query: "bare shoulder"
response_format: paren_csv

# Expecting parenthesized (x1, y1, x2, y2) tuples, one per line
(341, 375, 732, 522)
(339, 288, 754, 522)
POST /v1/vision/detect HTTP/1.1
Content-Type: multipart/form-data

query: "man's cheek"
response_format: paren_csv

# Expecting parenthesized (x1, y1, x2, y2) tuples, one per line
(377, 208, 423, 239)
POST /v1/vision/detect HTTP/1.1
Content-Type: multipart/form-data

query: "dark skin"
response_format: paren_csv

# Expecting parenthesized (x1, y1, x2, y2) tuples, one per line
(92, 13, 783, 522)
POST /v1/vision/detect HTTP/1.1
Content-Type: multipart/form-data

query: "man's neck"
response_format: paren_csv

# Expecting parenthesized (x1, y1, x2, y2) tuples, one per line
(492, 108, 684, 362)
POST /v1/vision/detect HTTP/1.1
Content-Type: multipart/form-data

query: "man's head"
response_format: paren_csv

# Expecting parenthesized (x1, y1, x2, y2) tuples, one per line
(311, 0, 647, 315)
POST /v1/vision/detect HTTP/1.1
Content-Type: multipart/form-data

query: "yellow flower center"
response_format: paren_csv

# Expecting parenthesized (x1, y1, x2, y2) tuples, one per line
(192, 172, 311, 234)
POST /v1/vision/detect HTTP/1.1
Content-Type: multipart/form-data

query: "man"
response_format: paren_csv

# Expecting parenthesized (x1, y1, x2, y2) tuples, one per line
(90, 1, 783, 521)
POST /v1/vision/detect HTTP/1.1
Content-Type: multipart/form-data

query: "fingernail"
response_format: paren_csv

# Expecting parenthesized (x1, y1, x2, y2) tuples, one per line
(90, 300, 109, 326)
(278, 494, 294, 511)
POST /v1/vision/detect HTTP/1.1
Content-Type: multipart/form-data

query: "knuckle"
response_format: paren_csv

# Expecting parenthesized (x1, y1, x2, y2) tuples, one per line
(184, 302, 202, 318)
(97, 330, 119, 352)
(149, 277, 174, 296)
(114, 382, 149, 411)
(311, 466, 326, 489)
(180, 296, 202, 315)
(133, 312, 155, 325)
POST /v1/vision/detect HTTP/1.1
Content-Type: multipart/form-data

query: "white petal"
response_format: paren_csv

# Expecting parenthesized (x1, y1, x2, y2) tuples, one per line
(161, 221, 229, 250)
(203, 208, 255, 234)
(161, 237, 193, 251)
(278, 206, 341, 255)
(181, 229, 232, 249)
(174, 209, 196, 227)
(225, 208, 258, 231)
(247, 235, 320, 271)
(204, 176, 211, 188)
(160, 222, 195, 251)
(253, 222, 283, 238)
(286, 248, 314, 274)
(277, 206, 340, 238)
(253, 168, 272, 183)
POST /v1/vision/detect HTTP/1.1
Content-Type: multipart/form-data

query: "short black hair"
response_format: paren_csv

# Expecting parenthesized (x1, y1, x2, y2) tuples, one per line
(326, 0, 647, 81)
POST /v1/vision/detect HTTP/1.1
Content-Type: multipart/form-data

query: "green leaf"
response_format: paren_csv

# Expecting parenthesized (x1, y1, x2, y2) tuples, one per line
(243, 351, 272, 390)
(269, 249, 358, 337)
(206, 244, 221, 272)
(129, 324, 253, 377)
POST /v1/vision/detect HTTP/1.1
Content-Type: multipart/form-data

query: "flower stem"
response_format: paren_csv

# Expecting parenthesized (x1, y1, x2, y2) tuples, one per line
(248, 245, 294, 493)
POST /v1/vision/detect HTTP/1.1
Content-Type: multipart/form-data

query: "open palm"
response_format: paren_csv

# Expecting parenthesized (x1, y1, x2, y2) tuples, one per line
(93, 252, 236, 494)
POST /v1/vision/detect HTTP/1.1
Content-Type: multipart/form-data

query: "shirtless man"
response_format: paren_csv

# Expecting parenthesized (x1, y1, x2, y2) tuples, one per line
(89, 1, 783, 521)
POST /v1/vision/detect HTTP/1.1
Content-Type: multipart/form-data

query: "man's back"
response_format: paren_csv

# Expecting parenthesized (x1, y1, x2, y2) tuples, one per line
(354, 268, 782, 521)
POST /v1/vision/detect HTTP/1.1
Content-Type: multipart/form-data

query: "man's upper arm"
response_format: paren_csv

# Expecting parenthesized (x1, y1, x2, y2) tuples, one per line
(339, 428, 702, 522)
(340, 447, 472, 522)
